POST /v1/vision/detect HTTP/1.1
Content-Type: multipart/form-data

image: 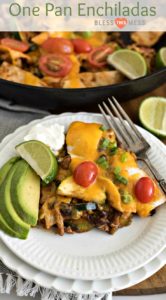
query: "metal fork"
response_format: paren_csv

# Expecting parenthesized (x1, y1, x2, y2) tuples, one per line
(98, 97, 166, 194)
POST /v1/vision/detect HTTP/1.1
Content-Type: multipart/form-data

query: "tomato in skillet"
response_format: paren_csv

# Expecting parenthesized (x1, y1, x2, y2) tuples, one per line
(72, 38, 92, 53)
(1, 38, 29, 53)
(74, 161, 98, 188)
(39, 54, 73, 78)
(88, 45, 114, 68)
(135, 177, 155, 203)
(41, 38, 73, 54)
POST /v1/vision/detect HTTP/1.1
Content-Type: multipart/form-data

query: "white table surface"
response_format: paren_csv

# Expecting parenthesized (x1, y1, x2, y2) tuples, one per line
(1, 292, 166, 300)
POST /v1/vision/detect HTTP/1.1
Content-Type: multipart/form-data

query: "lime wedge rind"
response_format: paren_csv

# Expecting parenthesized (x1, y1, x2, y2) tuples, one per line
(16, 140, 58, 184)
(107, 49, 147, 80)
(139, 97, 166, 138)
(156, 47, 166, 68)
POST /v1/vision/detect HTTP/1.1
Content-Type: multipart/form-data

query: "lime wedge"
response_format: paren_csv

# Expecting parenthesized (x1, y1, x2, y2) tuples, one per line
(107, 49, 147, 79)
(139, 97, 166, 137)
(156, 47, 166, 68)
(16, 140, 58, 184)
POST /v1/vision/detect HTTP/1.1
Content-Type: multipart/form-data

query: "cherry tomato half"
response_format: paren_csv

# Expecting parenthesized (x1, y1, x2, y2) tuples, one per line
(72, 38, 92, 54)
(39, 54, 73, 78)
(1, 38, 29, 53)
(74, 161, 98, 188)
(41, 38, 73, 54)
(88, 45, 114, 68)
(135, 177, 155, 203)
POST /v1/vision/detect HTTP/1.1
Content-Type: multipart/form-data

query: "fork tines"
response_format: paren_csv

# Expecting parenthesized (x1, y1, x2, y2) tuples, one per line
(98, 97, 148, 150)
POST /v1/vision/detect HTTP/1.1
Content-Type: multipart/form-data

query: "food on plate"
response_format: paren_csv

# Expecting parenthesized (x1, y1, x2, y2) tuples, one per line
(0, 161, 30, 239)
(0, 157, 40, 239)
(0, 31, 164, 88)
(11, 160, 40, 226)
(0, 121, 165, 239)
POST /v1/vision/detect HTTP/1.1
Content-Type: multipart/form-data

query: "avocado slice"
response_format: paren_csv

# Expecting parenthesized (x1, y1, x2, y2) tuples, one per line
(0, 156, 20, 184)
(11, 160, 40, 226)
(0, 157, 24, 238)
(0, 162, 30, 239)
(0, 214, 21, 238)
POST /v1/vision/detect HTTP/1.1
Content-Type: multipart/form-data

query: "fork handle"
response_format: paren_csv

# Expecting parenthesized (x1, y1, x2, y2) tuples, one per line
(159, 179, 166, 194)
(142, 156, 166, 194)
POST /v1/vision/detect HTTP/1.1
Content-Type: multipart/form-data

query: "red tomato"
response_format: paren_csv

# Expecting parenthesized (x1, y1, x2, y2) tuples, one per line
(41, 38, 73, 54)
(88, 45, 113, 68)
(39, 54, 73, 78)
(1, 38, 29, 53)
(72, 39, 92, 54)
(74, 161, 98, 188)
(135, 177, 155, 203)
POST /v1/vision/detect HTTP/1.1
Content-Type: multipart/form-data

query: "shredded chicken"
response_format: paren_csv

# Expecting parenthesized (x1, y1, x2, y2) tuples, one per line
(128, 44, 156, 71)
(0, 62, 47, 87)
(131, 32, 164, 47)
(79, 71, 124, 87)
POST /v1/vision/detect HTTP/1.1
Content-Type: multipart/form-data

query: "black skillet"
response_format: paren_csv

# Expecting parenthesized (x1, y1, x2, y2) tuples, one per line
(0, 32, 165, 111)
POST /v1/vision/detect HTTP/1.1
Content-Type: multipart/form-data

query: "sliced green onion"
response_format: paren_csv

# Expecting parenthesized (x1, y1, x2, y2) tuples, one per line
(99, 125, 107, 131)
(122, 194, 132, 204)
(120, 191, 133, 204)
(109, 147, 117, 156)
(115, 174, 128, 185)
(96, 156, 109, 169)
(113, 166, 128, 185)
(82, 32, 93, 38)
(113, 166, 121, 175)
(120, 152, 128, 163)
(99, 138, 111, 150)
(109, 141, 117, 149)
(109, 142, 117, 156)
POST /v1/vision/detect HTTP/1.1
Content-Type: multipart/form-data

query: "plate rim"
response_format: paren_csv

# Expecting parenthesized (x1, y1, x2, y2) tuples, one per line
(0, 237, 166, 294)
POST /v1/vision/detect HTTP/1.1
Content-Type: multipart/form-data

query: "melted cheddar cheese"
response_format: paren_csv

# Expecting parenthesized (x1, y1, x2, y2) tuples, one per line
(57, 121, 165, 217)
(66, 121, 103, 169)
(0, 46, 31, 64)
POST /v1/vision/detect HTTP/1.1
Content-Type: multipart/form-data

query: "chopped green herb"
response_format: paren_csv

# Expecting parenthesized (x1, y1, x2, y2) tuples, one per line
(113, 167, 128, 185)
(96, 156, 109, 169)
(109, 147, 118, 156)
(109, 141, 117, 156)
(122, 194, 132, 204)
(121, 152, 128, 163)
(99, 138, 111, 150)
(109, 141, 117, 149)
(82, 32, 93, 38)
(120, 191, 133, 204)
(115, 174, 128, 185)
(99, 125, 107, 131)
(113, 166, 121, 175)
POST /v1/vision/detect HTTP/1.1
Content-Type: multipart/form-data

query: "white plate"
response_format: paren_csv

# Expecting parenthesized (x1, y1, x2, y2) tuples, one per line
(0, 113, 166, 280)
(0, 237, 166, 294)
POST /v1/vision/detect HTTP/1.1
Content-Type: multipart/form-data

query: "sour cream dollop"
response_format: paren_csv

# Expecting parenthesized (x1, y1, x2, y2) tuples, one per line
(24, 123, 65, 154)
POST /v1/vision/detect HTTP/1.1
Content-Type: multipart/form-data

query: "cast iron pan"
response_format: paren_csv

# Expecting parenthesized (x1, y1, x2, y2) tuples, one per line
(0, 33, 165, 111)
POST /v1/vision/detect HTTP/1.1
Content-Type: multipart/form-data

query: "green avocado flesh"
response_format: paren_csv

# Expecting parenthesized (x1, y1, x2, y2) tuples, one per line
(0, 162, 30, 239)
(0, 157, 28, 239)
(0, 157, 20, 183)
(11, 160, 40, 226)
